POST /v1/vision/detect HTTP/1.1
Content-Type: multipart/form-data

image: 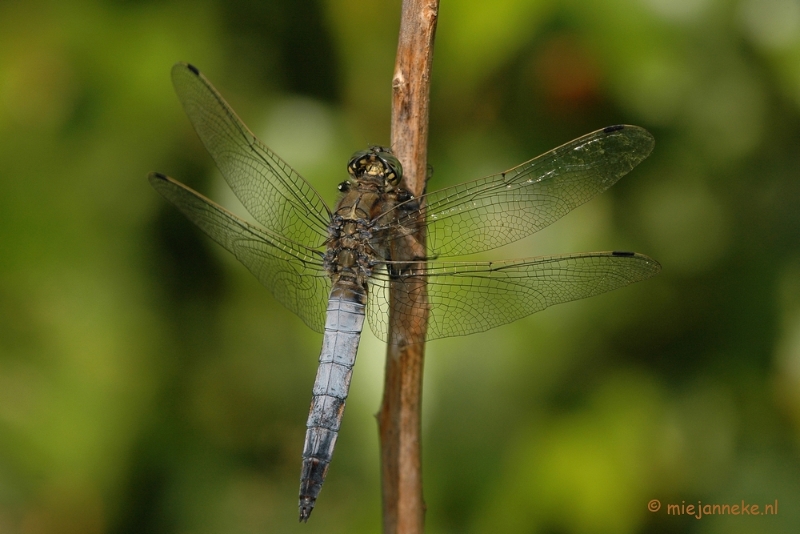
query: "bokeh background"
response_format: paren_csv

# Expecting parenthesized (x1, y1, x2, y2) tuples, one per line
(2, 0, 800, 532)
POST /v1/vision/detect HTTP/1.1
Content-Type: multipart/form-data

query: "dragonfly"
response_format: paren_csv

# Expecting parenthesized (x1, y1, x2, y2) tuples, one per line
(149, 63, 661, 522)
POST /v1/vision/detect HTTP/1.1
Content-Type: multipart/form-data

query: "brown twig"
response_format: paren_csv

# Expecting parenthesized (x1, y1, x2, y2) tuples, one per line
(379, 1, 439, 533)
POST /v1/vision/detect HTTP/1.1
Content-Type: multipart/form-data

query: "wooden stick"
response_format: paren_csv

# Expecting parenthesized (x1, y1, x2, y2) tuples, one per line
(379, 1, 439, 533)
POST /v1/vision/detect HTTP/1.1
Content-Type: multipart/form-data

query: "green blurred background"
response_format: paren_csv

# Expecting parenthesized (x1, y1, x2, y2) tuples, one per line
(2, 0, 800, 532)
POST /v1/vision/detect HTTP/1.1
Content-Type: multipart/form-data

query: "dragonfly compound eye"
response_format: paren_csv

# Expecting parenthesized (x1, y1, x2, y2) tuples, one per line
(377, 152, 403, 186)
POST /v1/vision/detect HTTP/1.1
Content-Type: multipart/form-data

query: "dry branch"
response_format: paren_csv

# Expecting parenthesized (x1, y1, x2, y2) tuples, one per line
(378, 1, 439, 533)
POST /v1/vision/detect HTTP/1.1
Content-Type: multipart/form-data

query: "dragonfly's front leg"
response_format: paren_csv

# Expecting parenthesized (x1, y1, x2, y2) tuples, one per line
(386, 233, 425, 277)
(371, 195, 426, 276)
(391, 189, 427, 273)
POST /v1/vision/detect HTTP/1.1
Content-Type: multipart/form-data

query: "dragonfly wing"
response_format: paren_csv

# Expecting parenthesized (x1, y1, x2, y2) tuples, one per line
(150, 172, 330, 333)
(387, 125, 654, 257)
(367, 251, 660, 342)
(171, 63, 331, 248)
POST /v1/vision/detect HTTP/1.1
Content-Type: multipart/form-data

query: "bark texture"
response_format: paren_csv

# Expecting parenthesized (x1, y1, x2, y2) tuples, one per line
(379, 1, 439, 533)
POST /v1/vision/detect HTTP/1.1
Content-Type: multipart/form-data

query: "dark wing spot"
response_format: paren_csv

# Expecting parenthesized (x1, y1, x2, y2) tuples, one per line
(187, 63, 200, 76)
(603, 125, 625, 133)
(152, 172, 167, 180)
(612, 250, 635, 257)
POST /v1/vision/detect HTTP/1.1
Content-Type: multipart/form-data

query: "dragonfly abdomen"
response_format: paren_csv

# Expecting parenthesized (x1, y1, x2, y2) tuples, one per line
(299, 281, 367, 522)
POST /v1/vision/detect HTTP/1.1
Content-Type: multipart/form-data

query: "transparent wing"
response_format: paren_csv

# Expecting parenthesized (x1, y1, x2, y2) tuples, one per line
(150, 172, 330, 333)
(367, 251, 661, 342)
(384, 125, 654, 258)
(171, 62, 331, 247)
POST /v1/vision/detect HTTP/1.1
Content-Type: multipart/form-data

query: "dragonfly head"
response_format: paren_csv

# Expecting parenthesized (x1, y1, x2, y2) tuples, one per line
(347, 146, 403, 186)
